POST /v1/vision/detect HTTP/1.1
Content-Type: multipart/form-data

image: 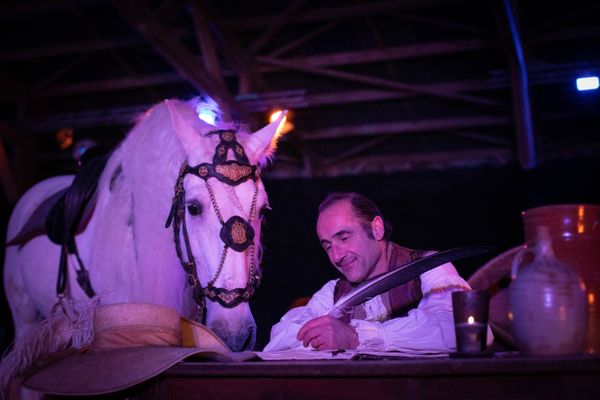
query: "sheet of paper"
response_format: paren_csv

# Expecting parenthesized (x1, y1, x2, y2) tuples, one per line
(254, 349, 449, 361)
(254, 349, 354, 360)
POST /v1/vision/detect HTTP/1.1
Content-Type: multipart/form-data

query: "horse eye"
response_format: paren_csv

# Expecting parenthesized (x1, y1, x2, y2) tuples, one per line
(187, 202, 203, 216)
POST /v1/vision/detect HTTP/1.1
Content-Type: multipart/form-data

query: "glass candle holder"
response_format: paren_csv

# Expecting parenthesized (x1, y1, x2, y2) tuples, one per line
(452, 290, 489, 353)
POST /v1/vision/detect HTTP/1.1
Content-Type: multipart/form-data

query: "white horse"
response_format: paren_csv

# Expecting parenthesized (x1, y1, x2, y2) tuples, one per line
(3, 99, 286, 352)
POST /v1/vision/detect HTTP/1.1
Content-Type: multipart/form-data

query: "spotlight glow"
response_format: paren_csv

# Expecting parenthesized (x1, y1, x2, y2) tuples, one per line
(269, 109, 294, 137)
(269, 110, 285, 123)
(198, 110, 217, 125)
(576, 76, 599, 91)
(194, 95, 221, 125)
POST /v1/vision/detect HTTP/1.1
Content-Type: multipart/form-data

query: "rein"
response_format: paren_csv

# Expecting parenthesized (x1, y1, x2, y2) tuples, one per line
(165, 130, 262, 321)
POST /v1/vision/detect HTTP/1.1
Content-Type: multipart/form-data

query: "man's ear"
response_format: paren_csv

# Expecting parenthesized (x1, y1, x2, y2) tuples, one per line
(371, 216, 385, 240)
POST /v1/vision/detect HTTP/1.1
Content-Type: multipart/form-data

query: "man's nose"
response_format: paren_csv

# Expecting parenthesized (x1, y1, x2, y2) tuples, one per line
(331, 245, 343, 263)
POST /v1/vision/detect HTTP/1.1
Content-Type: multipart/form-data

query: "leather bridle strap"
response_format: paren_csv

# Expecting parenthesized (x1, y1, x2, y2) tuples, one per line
(165, 130, 262, 321)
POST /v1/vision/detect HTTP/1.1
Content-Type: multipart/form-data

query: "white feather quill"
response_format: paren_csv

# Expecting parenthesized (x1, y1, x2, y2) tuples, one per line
(328, 246, 494, 319)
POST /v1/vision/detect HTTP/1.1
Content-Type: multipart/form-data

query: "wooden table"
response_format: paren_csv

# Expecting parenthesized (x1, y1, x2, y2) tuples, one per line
(137, 354, 600, 400)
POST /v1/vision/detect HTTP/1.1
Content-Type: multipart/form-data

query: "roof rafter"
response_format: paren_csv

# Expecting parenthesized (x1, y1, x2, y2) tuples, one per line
(111, 0, 243, 118)
(257, 55, 505, 108)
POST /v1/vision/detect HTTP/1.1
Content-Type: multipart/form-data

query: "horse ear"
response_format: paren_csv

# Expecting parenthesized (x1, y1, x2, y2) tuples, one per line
(165, 99, 214, 153)
(247, 110, 288, 159)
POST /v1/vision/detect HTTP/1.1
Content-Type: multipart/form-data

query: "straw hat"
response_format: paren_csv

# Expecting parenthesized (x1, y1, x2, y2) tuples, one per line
(20, 303, 248, 396)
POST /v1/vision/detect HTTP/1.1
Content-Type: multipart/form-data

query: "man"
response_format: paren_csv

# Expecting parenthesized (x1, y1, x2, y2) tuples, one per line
(265, 192, 489, 352)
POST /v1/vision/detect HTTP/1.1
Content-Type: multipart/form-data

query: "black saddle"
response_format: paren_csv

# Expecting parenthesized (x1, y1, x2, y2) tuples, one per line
(7, 155, 109, 297)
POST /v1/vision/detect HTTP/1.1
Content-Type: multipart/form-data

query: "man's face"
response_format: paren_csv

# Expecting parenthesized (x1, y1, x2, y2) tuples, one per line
(317, 200, 385, 283)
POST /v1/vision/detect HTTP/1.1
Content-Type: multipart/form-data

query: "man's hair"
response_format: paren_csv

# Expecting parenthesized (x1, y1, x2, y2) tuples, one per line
(318, 192, 393, 240)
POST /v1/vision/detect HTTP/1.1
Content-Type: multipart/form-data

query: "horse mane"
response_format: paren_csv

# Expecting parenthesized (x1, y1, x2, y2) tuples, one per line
(98, 102, 184, 197)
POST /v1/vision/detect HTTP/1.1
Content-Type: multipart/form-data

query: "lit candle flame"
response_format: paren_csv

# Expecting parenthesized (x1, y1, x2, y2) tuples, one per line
(467, 316, 475, 325)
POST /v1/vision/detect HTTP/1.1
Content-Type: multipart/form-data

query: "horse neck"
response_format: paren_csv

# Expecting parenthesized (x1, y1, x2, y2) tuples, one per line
(86, 108, 190, 307)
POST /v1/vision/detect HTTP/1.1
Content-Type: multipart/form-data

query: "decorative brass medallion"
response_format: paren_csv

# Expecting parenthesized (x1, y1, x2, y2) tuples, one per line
(198, 166, 209, 177)
(216, 163, 252, 182)
(231, 220, 247, 244)
(222, 131, 234, 142)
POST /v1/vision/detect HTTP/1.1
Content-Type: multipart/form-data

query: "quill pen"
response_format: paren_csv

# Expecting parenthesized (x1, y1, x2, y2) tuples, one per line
(328, 246, 494, 319)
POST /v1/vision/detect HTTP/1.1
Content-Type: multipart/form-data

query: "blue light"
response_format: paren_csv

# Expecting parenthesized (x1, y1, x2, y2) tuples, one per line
(198, 110, 217, 125)
(576, 76, 599, 91)
(193, 95, 221, 125)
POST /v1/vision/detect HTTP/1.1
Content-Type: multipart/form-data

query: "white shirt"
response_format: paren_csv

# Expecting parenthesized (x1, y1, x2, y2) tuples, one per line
(264, 262, 492, 352)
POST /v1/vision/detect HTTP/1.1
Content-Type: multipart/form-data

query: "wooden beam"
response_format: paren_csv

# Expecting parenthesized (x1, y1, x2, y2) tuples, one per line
(35, 54, 89, 92)
(281, 39, 492, 68)
(6, 57, 590, 108)
(325, 136, 391, 165)
(257, 55, 505, 108)
(394, 12, 481, 34)
(22, 58, 591, 102)
(12, 107, 511, 139)
(0, 36, 145, 63)
(248, 0, 306, 55)
(21, 105, 150, 133)
(365, 14, 396, 80)
(446, 130, 511, 146)
(111, 0, 242, 119)
(240, 80, 499, 111)
(531, 26, 600, 43)
(321, 149, 513, 176)
(38, 73, 183, 97)
(189, 1, 222, 82)
(225, 0, 461, 31)
(264, 148, 513, 178)
(303, 116, 511, 140)
(188, 0, 263, 94)
(268, 18, 346, 57)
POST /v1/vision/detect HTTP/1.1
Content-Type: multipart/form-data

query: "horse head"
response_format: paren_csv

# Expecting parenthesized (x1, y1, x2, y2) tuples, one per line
(161, 100, 286, 351)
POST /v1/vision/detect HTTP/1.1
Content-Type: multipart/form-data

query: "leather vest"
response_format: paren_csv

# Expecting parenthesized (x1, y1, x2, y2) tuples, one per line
(333, 243, 428, 321)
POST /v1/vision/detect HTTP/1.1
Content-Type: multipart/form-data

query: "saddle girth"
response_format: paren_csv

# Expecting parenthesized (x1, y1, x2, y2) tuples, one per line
(333, 243, 429, 323)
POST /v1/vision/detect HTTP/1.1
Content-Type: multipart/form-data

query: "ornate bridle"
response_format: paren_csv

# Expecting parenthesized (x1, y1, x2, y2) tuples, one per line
(165, 129, 262, 321)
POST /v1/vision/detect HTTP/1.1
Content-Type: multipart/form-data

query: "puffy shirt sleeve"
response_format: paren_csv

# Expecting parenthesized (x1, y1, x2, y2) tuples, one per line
(263, 280, 337, 351)
(351, 262, 479, 352)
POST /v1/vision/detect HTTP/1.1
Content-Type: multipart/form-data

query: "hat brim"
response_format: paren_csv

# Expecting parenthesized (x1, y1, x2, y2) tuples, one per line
(23, 346, 229, 396)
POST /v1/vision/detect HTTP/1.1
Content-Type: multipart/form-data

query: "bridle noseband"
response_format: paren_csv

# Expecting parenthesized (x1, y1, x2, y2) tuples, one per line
(165, 129, 262, 321)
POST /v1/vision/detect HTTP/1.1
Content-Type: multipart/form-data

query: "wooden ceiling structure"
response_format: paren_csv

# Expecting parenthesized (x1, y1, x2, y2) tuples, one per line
(0, 0, 599, 201)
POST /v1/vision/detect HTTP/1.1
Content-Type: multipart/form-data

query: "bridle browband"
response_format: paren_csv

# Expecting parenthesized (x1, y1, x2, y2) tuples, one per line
(165, 129, 262, 321)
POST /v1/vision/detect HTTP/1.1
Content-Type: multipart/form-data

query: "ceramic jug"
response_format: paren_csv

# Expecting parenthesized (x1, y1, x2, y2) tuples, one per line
(509, 226, 588, 356)
(521, 204, 600, 353)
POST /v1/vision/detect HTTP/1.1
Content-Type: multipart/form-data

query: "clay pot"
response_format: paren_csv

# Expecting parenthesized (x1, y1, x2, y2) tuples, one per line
(521, 204, 600, 354)
(510, 226, 588, 355)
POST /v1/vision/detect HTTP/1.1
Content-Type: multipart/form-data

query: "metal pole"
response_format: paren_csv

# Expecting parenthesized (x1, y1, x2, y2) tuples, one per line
(503, 0, 536, 169)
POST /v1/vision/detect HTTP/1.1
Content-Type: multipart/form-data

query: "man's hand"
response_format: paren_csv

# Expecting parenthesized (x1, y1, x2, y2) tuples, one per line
(296, 315, 359, 350)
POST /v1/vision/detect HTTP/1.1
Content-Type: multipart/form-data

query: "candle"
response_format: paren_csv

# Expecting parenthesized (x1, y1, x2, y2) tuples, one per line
(454, 322, 487, 353)
(452, 290, 490, 354)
